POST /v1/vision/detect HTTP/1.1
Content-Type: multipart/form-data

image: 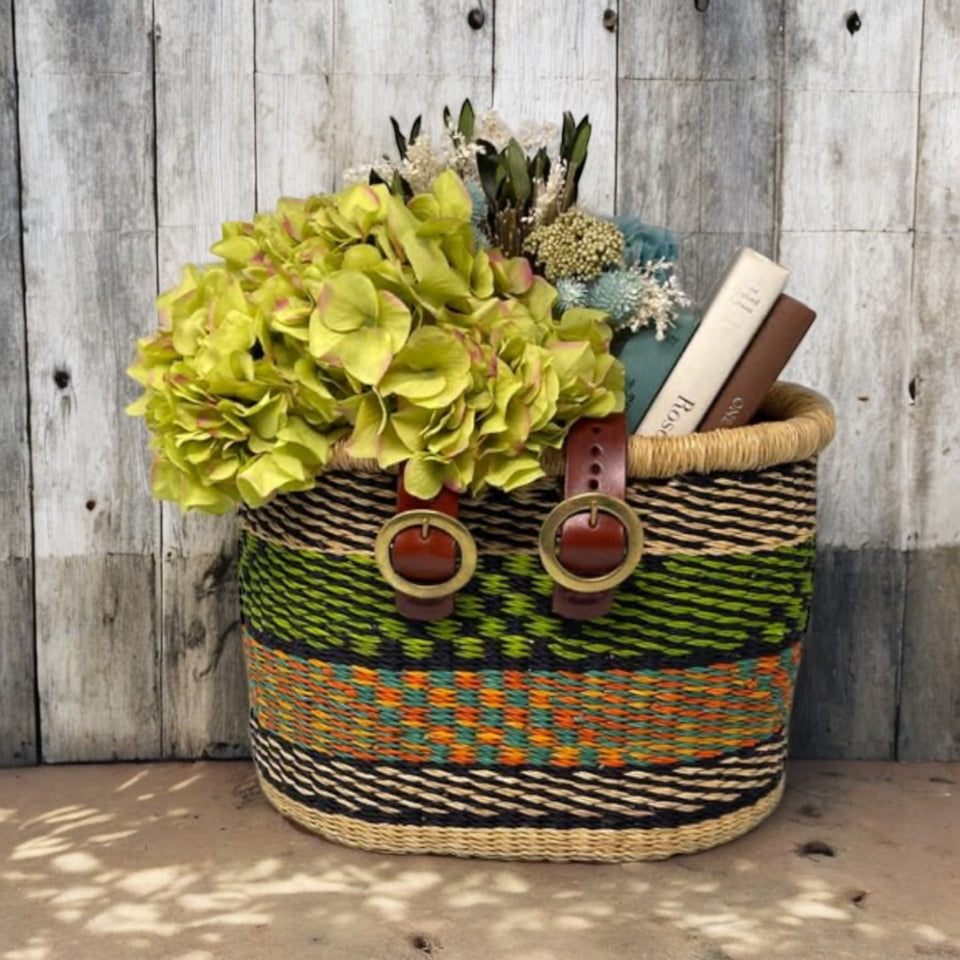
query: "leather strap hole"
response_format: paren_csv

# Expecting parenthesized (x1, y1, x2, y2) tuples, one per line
(591, 425, 602, 435)
(589, 463, 602, 475)
(588, 478, 600, 490)
(590, 444, 603, 456)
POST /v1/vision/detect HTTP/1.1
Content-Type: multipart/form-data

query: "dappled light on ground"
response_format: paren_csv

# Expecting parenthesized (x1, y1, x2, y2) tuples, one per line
(0, 761, 957, 959)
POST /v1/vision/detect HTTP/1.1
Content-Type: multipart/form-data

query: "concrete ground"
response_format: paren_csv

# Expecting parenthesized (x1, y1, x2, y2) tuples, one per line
(0, 761, 957, 960)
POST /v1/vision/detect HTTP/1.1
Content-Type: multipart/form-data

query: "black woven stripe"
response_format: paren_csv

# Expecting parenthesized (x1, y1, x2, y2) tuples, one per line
(637, 497, 813, 549)
(253, 723, 786, 828)
(239, 543, 812, 672)
(250, 719, 784, 831)
(242, 461, 817, 557)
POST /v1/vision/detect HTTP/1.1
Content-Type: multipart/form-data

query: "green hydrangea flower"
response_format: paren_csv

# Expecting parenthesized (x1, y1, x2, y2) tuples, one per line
(128, 171, 625, 509)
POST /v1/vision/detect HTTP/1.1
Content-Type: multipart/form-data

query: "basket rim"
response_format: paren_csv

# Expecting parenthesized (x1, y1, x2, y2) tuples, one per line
(322, 380, 835, 482)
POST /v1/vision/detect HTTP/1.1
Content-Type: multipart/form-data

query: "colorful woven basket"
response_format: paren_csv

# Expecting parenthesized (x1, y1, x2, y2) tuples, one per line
(238, 382, 835, 861)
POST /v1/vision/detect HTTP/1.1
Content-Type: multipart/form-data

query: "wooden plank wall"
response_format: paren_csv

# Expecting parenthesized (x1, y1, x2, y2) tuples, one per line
(154, 0, 254, 760)
(0, 0, 35, 766)
(17, 1, 161, 762)
(1, 0, 957, 764)
(899, 0, 960, 760)
(778, 1, 923, 758)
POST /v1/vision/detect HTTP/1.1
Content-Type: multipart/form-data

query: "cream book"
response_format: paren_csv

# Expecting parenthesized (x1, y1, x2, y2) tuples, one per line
(635, 247, 790, 436)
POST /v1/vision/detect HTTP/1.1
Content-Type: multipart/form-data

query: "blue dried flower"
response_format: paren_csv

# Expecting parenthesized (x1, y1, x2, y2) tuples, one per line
(466, 180, 489, 249)
(555, 277, 589, 313)
(584, 269, 646, 325)
(611, 216, 677, 268)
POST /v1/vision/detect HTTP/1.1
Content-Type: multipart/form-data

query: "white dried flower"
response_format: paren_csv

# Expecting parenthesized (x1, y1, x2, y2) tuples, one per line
(586, 260, 690, 340)
(516, 120, 558, 152)
(474, 109, 512, 149)
(440, 127, 482, 180)
(340, 159, 397, 189)
(397, 136, 442, 193)
(531, 159, 566, 226)
(624, 261, 690, 339)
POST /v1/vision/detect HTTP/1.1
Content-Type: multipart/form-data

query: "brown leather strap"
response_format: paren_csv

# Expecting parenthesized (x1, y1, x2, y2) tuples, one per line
(391, 469, 459, 621)
(552, 414, 628, 619)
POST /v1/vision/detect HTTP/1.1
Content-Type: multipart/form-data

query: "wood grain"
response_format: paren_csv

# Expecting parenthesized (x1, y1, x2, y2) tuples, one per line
(0, 0, 35, 765)
(154, 0, 254, 758)
(1, 0, 959, 765)
(617, 0, 780, 298)
(17, 0, 161, 761)
(255, 0, 336, 203)
(329, 0, 492, 188)
(897, 3, 960, 760)
(779, 232, 912, 549)
(790, 548, 903, 759)
(778, 232, 911, 762)
(898, 547, 960, 760)
(914, 0, 960, 233)
(493, 0, 616, 213)
(778, 3, 923, 761)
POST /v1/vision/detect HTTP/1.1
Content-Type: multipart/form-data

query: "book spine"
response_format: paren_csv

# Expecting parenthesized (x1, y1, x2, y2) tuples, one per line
(697, 294, 816, 432)
(634, 247, 789, 437)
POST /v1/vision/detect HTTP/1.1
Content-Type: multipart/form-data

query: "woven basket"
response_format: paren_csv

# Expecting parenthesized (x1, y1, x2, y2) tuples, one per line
(238, 382, 835, 861)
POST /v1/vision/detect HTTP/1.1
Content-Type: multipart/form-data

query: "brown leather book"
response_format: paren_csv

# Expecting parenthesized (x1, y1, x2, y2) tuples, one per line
(697, 294, 816, 431)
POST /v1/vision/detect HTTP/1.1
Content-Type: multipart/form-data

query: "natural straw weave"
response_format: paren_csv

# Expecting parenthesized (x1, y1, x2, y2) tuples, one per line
(238, 382, 834, 861)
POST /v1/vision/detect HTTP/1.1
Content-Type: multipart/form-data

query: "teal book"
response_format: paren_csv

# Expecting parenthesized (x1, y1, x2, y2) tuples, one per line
(615, 310, 702, 432)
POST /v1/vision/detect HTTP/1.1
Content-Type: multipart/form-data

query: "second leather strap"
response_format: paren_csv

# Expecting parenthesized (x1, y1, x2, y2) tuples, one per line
(552, 413, 628, 620)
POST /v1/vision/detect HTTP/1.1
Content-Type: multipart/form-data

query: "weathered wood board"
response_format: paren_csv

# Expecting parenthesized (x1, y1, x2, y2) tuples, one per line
(0, 0, 36, 766)
(898, 0, 960, 759)
(617, 0, 781, 298)
(493, 0, 617, 214)
(0, 0, 958, 764)
(255, 0, 336, 204)
(899, 548, 960, 761)
(17, 0, 161, 761)
(329, 0, 493, 188)
(779, 0, 923, 759)
(789, 548, 904, 758)
(154, 0, 254, 759)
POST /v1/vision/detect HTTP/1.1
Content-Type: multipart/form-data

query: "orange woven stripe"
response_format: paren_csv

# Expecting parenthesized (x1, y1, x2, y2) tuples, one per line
(245, 634, 799, 768)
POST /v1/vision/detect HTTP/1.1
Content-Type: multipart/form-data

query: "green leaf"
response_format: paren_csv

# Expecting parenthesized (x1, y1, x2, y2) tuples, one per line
(390, 116, 408, 159)
(503, 140, 532, 207)
(476, 148, 502, 211)
(458, 99, 475, 140)
(561, 112, 575, 156)
(342, 243, 383, 272)
(379, 326, 472, 408)
(390, 404, 431, 452)
(246, 393, 284, 440)
(480, 453, 544, 491)
(520, 275, 558, 320)
(277, 415, 335, 465)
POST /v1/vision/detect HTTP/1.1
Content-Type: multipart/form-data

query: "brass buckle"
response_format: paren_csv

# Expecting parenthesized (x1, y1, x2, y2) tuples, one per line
(374, 509, 478, 599)
(538, 493, 643, 593)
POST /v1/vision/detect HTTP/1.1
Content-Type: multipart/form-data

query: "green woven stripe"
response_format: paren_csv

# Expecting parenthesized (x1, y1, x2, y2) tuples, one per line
(239, 531, 814, 666)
